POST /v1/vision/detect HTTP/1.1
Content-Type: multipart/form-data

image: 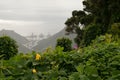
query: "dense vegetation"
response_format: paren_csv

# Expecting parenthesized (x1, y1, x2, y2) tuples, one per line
(0, 34, 120, 80)
(65, 0, 120, 46)
(0, 0, 120, 79)
(0, 36, 18, 60)
(56, 37, 72, 52)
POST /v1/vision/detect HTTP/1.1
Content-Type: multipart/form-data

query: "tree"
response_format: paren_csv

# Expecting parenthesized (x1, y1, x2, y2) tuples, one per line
(65, 0, 120, 46)
(82, 24, 102, 46)
(56, 37, 72, 52)
(65, 11, 86, 46)
(110, 23, 120, 36)
(0, 36, 18, 60)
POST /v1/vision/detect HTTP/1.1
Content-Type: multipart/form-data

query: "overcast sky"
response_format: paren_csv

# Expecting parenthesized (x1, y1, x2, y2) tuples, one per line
(0, 0, 83, 36)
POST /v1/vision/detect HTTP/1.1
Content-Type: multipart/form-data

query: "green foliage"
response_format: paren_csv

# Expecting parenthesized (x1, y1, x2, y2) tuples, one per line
(0, 35, 120, 80)
(109, 23, 120, 37)
(0, 36, 18, 60)
(65, 0, 120, 46)
(56, 37, 72, 52)
(82, 24, 102, 46)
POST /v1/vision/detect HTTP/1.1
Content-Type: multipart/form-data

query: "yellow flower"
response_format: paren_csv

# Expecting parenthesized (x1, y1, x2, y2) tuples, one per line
(32, 69, 37, 73)
(35, 53, 41, 60)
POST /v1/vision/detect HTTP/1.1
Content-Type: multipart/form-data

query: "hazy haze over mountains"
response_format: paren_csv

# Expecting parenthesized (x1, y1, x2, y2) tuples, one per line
(33, 28, 76, 52)
(0, 0, 83, 52)
(0, 29, 31, 53)
(0, 28, 76, 53)
(0, 0, 83, 36)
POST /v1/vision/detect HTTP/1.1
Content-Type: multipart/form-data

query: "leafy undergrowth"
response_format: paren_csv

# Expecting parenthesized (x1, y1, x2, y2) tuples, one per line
(0, 34, 120, 80)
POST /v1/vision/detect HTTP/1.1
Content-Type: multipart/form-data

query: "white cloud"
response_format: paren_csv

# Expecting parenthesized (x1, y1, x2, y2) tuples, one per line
(0, 19, 64, 36)
(0, 0, 83, 36)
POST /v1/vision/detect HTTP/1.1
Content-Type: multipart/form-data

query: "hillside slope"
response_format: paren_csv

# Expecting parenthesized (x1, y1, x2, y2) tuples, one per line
(33, 28, 76, 51)
(0, 29, 31, 53)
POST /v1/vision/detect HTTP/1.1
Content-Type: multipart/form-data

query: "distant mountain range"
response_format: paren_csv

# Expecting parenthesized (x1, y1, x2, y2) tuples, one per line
(32, 28, 76, 52)
(0, 29, 31, 53)
(0, 28, 76, 53)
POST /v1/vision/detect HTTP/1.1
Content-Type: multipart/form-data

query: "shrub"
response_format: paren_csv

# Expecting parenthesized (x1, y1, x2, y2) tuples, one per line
(56, 37, 72, 52)
(0, 36, 18, 60)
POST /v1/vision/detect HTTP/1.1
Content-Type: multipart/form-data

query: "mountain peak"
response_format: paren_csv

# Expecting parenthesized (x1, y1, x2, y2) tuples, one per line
(0, 29, 31, 53)
(33, 28, 76, 52)
(0, 29, 28, 44)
